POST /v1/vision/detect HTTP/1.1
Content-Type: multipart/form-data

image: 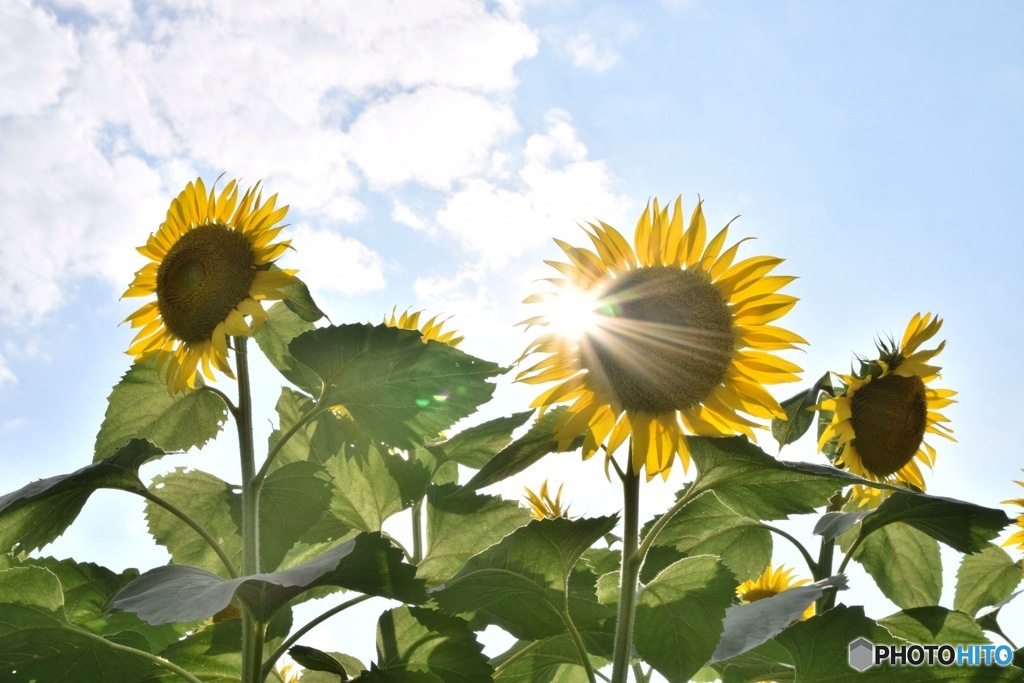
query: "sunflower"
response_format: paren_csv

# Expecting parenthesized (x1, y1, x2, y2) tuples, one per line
(123, 178, 298, 394)
(736, 564, 815, 620)
(1002, 473, 1024, 553)
(524, 480, 570, 520)
(816, 313, 956, 505)
(517, 197, 805, 479)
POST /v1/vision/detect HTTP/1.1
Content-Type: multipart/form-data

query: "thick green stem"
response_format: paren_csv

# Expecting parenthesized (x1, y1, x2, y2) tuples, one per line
(262, 594, 373, 679)
(762, 524, 818, 577)
(411, 497, 424, 564)
(235, 336, 264, 683)
(72, 624, 205, 683)
(814, 491, 847, 613)
(610, 450, 641, 683)
(135, 487, 239, 578)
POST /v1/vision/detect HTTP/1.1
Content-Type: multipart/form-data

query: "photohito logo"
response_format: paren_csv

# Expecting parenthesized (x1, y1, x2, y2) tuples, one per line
(848, 638, 1013, 671)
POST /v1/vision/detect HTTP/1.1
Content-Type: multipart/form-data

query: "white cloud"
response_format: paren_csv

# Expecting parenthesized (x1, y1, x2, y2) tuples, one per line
(0, 354, 15, 387)
(285, 224, 386, 296)
(391, 200, 428, 231)
(565, 32, 619, 72)
(435, 109, 632, 267)
(0, 0, 78, 117)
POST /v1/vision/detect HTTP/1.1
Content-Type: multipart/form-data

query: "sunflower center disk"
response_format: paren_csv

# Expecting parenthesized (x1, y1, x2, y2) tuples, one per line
(156, 223, 256, 343)
(580, 267, 735, 413)
(849, 374, 927, 477)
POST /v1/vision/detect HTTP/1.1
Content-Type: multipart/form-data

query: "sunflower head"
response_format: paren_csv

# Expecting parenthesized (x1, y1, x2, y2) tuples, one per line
(518, 197, 805, 480)
(524, 480, 570, 520)
(123, 178, 298, 394)
(736, 564, 814, 620)
(1002, 473, 1024, 553)
(816, 313, 956, 506)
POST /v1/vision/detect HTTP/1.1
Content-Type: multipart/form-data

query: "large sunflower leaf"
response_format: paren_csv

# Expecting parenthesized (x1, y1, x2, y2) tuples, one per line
(427, 411, 534, 472)
(772, 373, 832, 449)
(632, 555, 737, 683)
(290, 324, 503, 449)
(432, 516, 617, 644)
(0, 566, 162, 682)
(490, 636, 609, 682)
(351, 607, 492, 683)
(327, 447, 431, 533)
(112, 532, 424, 624)
(705, 640, 796, 683)
(144, 467, 242, 577)
(0, 439, 163, 554)
(710, 575, 848, 664)
(847, 521, 943, 610)
(254, 301, 321, 393)
(954, 545, 1023, 617)
(94, 358, 228, 461)
(686, 436, 882, 520)
(417, 484, 532, 587)
(879, 606, 988, 645)
(647, 490, 773, 581)
(858, 491, 1012, 554)
(466, 408, 583, 491)
(260, 460, 333, 571)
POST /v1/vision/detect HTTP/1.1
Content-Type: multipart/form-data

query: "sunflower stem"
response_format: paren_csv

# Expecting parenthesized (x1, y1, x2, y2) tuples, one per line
(611, 449, 642, 683)
(761, 524, 818, 577)
(235, 336, 264, 683)
(411, 496, 424, 564)
(813, 491, 846, 613)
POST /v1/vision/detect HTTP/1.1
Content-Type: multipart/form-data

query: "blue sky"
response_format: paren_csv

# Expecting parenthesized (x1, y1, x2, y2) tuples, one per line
(2, 0, 1023, 672)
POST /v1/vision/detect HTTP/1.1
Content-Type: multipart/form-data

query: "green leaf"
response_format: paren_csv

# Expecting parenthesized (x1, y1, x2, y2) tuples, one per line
(849, 521, 942, 609)
(860, 491, 1012, 554)
(144, 467, 242, 577)
(0, 439, 164, 554)
(879, 606, 988, 644)
(466, 408, 583, 491)
(290, 644, 350, 678)
(433, 516, 617, 643)
(710, 575, 848, 663)
(977, 591, 1023, 649)
(352, 607, 492, 683)
(0, 566, 161, 682)
(261, 461, 333, 571)
(687, 436, 879, 520)
(428, 411, 534, 472)
(417, 484, 532, 587)
(632, 555, 737, 683)
(290, 324, 503, 448)
(94, 358, 228, 461)
(281, 272, 328, 323)
(328, 447, 429, 533)
(113, 532, 424, 624)
(813, 511, 871, 541)
(772, 373, 831, 449)
(491, 636, 608, 682)
(954, 545, 1023, 617)
(255, 301, 321, 392)
(707, 640, 796, 683)
(648, 490, 773, 581)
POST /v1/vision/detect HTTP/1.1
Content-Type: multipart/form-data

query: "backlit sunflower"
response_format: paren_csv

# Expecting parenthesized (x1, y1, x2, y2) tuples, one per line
(518, 197, 805, 479)
(1002, 473, 1024, 553)
(736, 564, 815, 621)
(123, 178, 298, 394)
(816, 313, 956, 506)
(524, 480, 570, 520)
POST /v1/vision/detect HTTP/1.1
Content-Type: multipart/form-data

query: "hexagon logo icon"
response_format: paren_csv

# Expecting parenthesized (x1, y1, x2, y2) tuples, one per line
(848, 637, 875, 672)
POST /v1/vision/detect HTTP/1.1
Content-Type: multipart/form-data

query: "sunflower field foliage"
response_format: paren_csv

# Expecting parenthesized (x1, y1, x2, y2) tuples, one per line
(1, 180, 1023, 683)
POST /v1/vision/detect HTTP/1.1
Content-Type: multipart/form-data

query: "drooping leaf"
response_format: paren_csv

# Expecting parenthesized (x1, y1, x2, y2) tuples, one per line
(289, 644, 351, 678)
(813, 511, 871, 541)
(954, 545, 1023, 617)
(280, 272, 328, 323)
(417, 484, 532, 587)
(466, 408, 583, 491)
(710, 575, 848, 663)
(433, 516, 617, 644)
(849, 522, 943, 610)
(290, 324, 503, 448)
(632, 555, 737, 683)
(427, 411, 534, 472)
(859, 491, 1011, 554)
(254, 301, 321, 393)
(0, 566, 161, 682)
(647, 490, 773, 581)
(879, 606, 988, 645)
(260, 460, 333, 571)
(94, 358, 228, 461)
(687, 436, 884, 520)
(0, 439, 163, 554)
(112, 532, 424, 624)
(771, 373, 831, 449)
(144, 467, 242, 577)
(348, 607, 493, 683)
(491, 636, 608, 682)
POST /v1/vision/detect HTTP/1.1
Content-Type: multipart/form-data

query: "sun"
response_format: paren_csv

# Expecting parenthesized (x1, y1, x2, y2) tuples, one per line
(123, 177, 298, 394)
(816, 313, 956, 505)
(518, 196, 806, 480)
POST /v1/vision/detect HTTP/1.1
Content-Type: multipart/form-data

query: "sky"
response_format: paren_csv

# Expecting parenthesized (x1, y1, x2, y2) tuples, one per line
(1, 0, 1023, 675)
